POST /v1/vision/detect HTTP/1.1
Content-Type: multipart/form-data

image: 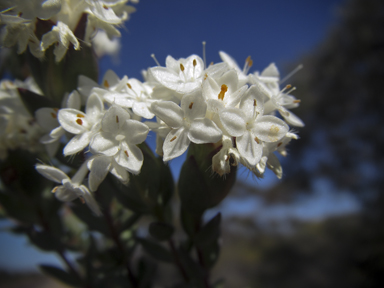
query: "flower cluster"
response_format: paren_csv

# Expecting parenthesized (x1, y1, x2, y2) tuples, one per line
(30, 51, 303, 213)
(0, 0, 137, 61)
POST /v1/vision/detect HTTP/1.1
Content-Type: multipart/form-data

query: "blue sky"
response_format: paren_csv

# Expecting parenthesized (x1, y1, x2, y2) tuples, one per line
(0, 0, 347, 272)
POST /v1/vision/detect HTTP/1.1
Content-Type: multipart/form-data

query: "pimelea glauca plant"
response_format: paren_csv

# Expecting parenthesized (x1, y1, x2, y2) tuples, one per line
(0, 1, 303, 287)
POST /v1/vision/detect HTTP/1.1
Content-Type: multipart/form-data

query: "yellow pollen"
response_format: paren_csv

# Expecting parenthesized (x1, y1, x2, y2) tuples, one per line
(246, 56, 253, 67)
(193, 59, 197, 66)
(76, 119, 83, 125)
(218, 84, 228, 101)
(51, 112, 57, 119)
(124, 150, 129, 157)
(77, 113, 85, 118)
(127, 83, 132, 89)
(116, 115, 119, 123)
(254, 137, 260, 144)
(104, 80, 109, 88)
(189, 102, 194, 109)
(293, 99, 301, 103)
(180, 63, 185, 71)
(170, 136, 177, 142)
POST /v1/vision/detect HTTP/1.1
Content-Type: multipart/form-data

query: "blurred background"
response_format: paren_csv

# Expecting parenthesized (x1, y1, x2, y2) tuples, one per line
(1, 0, 384, 287)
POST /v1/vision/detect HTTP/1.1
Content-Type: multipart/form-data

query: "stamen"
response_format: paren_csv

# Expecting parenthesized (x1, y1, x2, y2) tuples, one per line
(76, 119, 83, 125)
(293, 99, 301, 103)
(127, 83, 132, 89)
(180, 63, 185, 72)
(116, 116, 119, 123)
(104, 80, 109, 88)
(53, 108, 59, 112)
(254, 137, 260, 144)
(193, 59, 197, 67)
(253, 99, 257, 107)
(52, 186, 58, 193)
(277, 142, 283, 147)
(202, 41, 207, 69)
(280, 64, 304, 84)
(77, 113, 85, 118)
(170, 136, 177, 142)
(124, 150, 129, 157)
(218, 84, 228, 101)
(204, 73, 208, 80)
(243, 56, 253, 74)
(209, 61, 214, 66)
(189, 102, 194, 109)
(50, 112, 57, 119)
(151, 54, 161, 66)
(80, 197, 85, 204)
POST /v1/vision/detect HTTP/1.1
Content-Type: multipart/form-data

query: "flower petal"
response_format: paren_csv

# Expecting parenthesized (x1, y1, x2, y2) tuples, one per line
(88, 156, 112, 191)
(123, 120, 149, 145)
(189, 118, 222, 144)
(163, 128, 190, 162)
(253, 115, 289, 143)
(236, 132, 263, 167)
(35, 164, 70, 184)
(114, 142, 144, 175)
(151, 101, 183, 128)
(219, 108, 247, 137)
(90, 132, 119, 156)
(64, 131, 93, 156)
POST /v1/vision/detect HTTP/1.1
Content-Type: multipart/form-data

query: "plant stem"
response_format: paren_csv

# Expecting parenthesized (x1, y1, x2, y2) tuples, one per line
(168, 238, 189, 282)
(103, 207, 138, 288)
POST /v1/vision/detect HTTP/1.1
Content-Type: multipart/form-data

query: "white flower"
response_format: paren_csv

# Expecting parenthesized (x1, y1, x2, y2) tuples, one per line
(58, 93, 104, 156)
(35, 90, 82, 157)
(219, 88, 289, 167)
(149, 55, 205, 95)
(35, 162, 101, 216)
(202, 69, 247, 116)
(151, 89, 222, 161)
(219, 51, 253, 86)
(41, 21, 80, 62)
(90, 105, 149, 174)
(87, 154, 129, 191)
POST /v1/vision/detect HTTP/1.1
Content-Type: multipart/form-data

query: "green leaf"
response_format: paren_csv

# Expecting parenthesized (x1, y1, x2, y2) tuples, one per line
(137, 237, 173, 263)
(27, 230, 62, 251)
(178, 143, 237, 215)
(194, 213, 221, 248)
(149, 221, 175, 242)
(119, 213, 141, 234)
(71, 202, 110, 236)
(18, 88, 56, 116)
(40, 264, 82, 287)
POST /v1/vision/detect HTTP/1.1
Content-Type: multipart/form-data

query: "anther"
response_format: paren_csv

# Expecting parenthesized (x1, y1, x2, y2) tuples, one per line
(127, 83, 132, 89)
(80, 197, 85, 204)
(170, 136, 177, 142)
(180, 63, 185, 72)
(51, 112, 57, 119)
(193, 59, 197, 67)
(104, 80, 109, 88)
(202, 41, 207, 69)
(52, 186, 58, 193)
(77, 113, 85, 118)
(76, 119, 83, 125)
(293, 99, 301, 103)
(189, 102, 194, 109)
(116, 116, 119, 123)
(218, 84, 228, 101)
(254, 137, 260, 144)
(277, 142, 283, 147)
(253, 99, 257, 107)
(124, 150, 129, 157)
(151, 54, 161, 66)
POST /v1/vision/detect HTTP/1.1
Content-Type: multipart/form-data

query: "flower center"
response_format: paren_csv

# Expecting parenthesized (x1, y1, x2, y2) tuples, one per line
(115, 134, 125, 141)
